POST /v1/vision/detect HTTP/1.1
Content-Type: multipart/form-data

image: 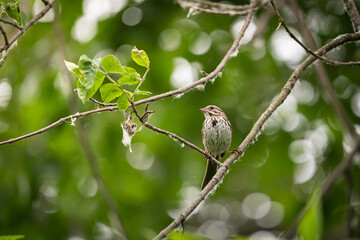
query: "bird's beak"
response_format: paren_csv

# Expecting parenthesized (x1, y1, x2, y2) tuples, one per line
(200, 107, 207, 113)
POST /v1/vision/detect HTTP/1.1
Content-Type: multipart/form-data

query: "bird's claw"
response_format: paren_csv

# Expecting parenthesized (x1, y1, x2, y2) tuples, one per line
(231, 148, 240, 154)
(204, 150, 212, 159)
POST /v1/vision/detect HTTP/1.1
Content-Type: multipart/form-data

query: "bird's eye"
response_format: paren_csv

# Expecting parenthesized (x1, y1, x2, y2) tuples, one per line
(210, 106, 214, 110)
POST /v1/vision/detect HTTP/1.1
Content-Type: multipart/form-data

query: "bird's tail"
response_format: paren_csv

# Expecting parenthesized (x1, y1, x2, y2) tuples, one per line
(201, 156, 219, 190)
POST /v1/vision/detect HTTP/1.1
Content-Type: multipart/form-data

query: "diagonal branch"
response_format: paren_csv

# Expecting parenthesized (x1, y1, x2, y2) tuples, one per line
(153, 32, 360, 240)
(270, 0, 360, 66)
(287, 0, 359, 141)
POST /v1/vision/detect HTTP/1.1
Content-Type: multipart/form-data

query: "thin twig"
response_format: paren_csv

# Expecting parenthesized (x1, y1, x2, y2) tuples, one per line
(175, 0, 267, 15)
(0, 26, 9, 67)
(287, 0, 359, 141)
(180, 0, 254, 10)
(176, 0, 269, 11)
(73, 89, 115, 106)
(252, 0, 287, 40)
(0, 26, 9, 47)
(129, 101, 221, 166)
(0, 49, 8, 67)
(343, 0, 360, 32)
(0, 18, 22, 30)
(270, 0, 360, 66)
(0, 0, 57, 59)
(281, 1, 360, 237)
(90, 97, 115, 106)
(153, 31, 360, 240)
(0, 107, 118, 146)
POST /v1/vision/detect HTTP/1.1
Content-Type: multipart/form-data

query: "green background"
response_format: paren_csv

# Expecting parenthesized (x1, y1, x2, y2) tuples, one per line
(0, 0, 359, 239)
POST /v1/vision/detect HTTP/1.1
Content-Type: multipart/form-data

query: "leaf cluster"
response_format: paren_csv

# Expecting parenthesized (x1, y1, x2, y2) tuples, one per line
(64, 46, 151, 110)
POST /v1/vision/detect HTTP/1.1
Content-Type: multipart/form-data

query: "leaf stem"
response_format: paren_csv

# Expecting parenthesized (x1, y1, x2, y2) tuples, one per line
(103, 71, 121, 88)
(132, 67, 150, 99)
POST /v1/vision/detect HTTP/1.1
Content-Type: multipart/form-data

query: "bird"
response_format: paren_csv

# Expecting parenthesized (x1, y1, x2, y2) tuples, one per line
(200, 105, 232, 190)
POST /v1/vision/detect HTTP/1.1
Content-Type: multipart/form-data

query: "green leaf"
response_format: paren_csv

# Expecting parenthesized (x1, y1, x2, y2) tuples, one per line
(86, 70, 105, 100)
(20, 10, 27, 29)
(118, 66, 137, 76)
(64, 60, 82, 78)
(76, 71, 105, 104)
(102, 55, 122, 73)
(131, 46, 150, 68)
(134, 90, 152, 96)
(5, 2, 22, 26)
(78, 55, 99, 89)
(92, 57, 102, 67)
(118, 72, 139, 85)
(100, 83, 122, 103)
(0, 235, 25, 240)
(117, 93, 129, 111)
(76, 80, 88, 104)
(298, 189, 323, 240)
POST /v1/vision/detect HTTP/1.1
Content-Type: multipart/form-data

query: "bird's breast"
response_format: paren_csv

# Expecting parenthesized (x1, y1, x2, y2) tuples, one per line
(202, 117, 231, 156)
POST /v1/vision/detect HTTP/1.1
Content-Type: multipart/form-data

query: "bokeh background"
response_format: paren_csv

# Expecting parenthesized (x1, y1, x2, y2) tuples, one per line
(0, 0, 360, 239)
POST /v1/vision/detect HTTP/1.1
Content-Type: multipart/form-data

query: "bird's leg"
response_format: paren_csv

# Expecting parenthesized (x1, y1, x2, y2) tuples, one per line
(204, 150, 212, 159)
(230, 148, 241, 155)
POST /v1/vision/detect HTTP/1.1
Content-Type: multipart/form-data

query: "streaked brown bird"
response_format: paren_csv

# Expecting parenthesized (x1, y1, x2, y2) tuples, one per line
(200, 105, 232, 190)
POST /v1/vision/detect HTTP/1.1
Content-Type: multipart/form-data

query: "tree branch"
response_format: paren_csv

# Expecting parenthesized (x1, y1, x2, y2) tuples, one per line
(174, 0, 268, 16)
(178, 0, 255, 10)
(0, 0, 255, 146)
(0, 26, 9, 48)
(0, 18, 22, 30)
(252, 0, 287, 40)
(280, 1, 360, 237)
(153, 32, 360, 240)
(287, 0, 359, 141)
(0, 0, 58, 65)
(343, 0, 360, 32)
(129, 101, 222, 166)
(271, 0, 360, 66)
(0, 107, 118, 146)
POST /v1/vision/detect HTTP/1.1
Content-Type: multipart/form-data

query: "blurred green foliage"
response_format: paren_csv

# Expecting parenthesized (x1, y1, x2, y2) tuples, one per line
(0, 0, 360, 239)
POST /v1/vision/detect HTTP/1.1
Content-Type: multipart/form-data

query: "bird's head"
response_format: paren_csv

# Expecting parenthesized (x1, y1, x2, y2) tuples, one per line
(200, 105, 225, 118)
